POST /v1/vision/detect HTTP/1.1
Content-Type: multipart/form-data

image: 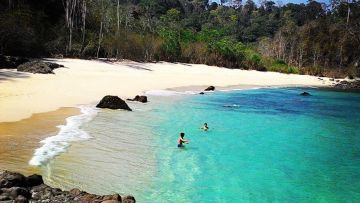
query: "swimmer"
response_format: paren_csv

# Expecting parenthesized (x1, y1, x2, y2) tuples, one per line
(177, 132, 189, 148)
(201, 123, 209, 131)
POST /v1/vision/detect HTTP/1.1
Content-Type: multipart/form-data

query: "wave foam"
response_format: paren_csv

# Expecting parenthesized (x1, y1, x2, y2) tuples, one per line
(29, 106, 98, 166)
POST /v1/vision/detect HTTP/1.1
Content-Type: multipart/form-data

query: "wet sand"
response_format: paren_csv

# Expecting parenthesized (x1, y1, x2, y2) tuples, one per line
(0, 107, 80, 175)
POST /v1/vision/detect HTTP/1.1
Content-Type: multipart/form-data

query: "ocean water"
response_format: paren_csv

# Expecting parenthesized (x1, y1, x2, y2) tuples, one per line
(32, 88, 360, 202)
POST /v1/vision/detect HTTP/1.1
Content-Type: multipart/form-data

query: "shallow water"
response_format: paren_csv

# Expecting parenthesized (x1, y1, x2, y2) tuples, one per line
(34, 88, 360, 202)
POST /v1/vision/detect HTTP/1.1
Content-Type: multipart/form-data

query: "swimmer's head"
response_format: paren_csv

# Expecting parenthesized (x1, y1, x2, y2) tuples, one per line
(204, 123, 208, 126)
(180, 132, 185, 138)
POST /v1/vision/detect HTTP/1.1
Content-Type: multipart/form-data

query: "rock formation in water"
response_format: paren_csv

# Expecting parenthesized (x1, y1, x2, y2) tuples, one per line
(204, 86, 215, 91)
(333, 80, 360, 91)
(199, 92, 205, 95)
(96, 95, 132, 111)
(300, 92, 311, 96)
(127, 95, 148, 103)
(0, 170, 135, 203)
(17, 60, 64, 74)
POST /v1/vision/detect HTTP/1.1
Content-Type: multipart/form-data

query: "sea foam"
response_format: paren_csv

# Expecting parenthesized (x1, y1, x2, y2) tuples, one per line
(29, 106, 98, 166)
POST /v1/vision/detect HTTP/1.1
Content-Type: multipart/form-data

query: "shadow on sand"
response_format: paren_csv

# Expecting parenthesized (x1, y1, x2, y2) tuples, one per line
(96, 58, 153, 71)
(0, 69, 30, 82)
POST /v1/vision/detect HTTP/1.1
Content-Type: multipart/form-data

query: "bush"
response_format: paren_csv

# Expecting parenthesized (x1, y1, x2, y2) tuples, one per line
(269, 59, 299, 74)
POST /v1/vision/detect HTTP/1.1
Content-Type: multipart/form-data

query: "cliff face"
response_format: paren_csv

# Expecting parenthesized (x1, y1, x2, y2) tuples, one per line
(0, 170, 135, 203)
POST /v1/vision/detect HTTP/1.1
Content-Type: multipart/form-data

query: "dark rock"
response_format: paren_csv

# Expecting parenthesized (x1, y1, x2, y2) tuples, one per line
(17, 61, 63, 74)
(127, 95, 148, 103)
(300, 92, 311, 96)
(0, 171, 27, 188)
(199, 92, 205, 95)
(0, 55, 29, 69)
(102, 193, 121, 201)
(1, 171, 135, 203)
(96, 95, 132, 111)
(26, 174, 43, 187)
(204, 86, 215, 91)
(15, 195, 28, 203)
(329, 78, 334, 81)
(123, 195, 136, 203)
(9, 187, 30, 198)
(333, 80, 360, 91)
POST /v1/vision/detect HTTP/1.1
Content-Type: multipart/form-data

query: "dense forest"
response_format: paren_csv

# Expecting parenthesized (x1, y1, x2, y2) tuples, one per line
(0, 0, 359, 77)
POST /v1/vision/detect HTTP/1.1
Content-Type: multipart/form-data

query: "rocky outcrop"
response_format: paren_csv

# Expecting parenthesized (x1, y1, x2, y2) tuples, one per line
(17, 61, 64, 74)
(0, 171, 135, 203)
(127, 95, 148, 103)
(0, 55, 29, 69)
(204, 86, 215, 91)
(300, 92, 311, 96)
(333, 80, 360, 91)
(96, 95, 132, 111)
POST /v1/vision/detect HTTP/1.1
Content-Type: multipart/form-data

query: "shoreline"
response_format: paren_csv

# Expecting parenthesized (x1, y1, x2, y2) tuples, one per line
(0, 58, 335, 123)
(0, 82, 329, 179)
(0, 107, 80, 175)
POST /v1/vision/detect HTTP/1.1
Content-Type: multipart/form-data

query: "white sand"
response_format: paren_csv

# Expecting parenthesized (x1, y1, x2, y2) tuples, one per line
(0, 59, 334, 122)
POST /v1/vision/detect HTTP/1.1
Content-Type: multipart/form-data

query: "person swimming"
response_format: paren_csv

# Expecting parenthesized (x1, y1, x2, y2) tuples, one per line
(177, 132, 189, 148)
(201, 123, 209, 131)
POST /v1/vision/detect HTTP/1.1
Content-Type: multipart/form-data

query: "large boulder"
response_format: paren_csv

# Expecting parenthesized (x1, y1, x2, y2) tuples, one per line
(0, 55, 29, 69)
(96, 96, 132, 111)
(25, 174, 43, 187)
(204, 86, 215, 91)
(0, 171, 134, 203)
(127, 95, 148, 103)
(0, 171, 27, 188)
(17, 61, 64, 74)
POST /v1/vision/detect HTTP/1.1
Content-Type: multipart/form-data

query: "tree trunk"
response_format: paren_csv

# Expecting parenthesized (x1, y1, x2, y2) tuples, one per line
(63, 0, 79, 54)
(346, 1, 350, 26)
(116, 0, 120, 59)
(97, 21, 103, 58)
(80, 0, 87, 55)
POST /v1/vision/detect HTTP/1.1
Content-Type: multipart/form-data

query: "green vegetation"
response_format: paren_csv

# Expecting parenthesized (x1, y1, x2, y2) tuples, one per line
(0, 0, 359, 77)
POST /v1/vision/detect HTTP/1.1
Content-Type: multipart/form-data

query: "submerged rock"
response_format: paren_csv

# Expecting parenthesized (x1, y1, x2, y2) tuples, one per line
(199, 92, 205, 95)
(96, 95, 132, 111)
(0, 170, 134, 203)
(204, 86, 215, 91)
(300, 92, 311, 96)
(17, 60, 64, 74)
(127, 95, 148, 103)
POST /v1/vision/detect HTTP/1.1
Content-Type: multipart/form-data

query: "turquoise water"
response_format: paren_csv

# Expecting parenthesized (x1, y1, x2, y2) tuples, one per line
(40, 88, 360, 202)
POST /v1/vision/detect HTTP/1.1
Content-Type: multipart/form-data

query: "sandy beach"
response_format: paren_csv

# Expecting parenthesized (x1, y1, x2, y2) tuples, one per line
(0, 58, 334, 123)
(0, 107, 79, 175)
